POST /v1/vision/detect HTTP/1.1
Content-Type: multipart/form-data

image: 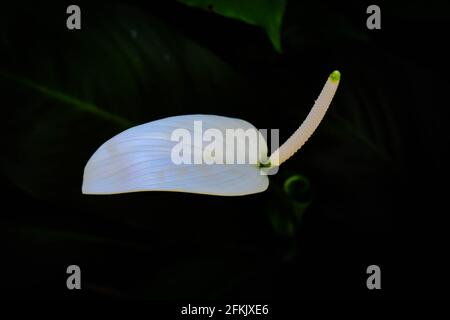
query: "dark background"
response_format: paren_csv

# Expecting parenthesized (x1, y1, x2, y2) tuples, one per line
(1, 0, 449, 302)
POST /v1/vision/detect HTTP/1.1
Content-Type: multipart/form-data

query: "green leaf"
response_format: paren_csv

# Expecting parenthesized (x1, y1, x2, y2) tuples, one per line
(0, 72, 134, 128)
(177, 0, 286, 52)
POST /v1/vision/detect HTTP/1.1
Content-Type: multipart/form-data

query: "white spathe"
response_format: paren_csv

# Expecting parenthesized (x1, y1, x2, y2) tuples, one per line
(82, 114, 269, 196)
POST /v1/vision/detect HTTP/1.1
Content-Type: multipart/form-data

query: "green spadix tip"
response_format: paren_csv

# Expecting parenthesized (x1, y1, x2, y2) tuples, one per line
(329, 70, 341, 82)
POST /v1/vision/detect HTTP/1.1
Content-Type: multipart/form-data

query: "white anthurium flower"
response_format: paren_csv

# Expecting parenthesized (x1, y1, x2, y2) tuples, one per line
(82, 71, 341, 196)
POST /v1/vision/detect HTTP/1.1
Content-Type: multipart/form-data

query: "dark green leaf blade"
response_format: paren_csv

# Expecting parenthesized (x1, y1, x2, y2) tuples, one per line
(177, 0, 286, 52)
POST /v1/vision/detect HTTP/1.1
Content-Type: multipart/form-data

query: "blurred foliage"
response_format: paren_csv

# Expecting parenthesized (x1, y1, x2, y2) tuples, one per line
(283, 174, 311, 219)
(266, 173, 312, 260)
(177, 0, 286, 51)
